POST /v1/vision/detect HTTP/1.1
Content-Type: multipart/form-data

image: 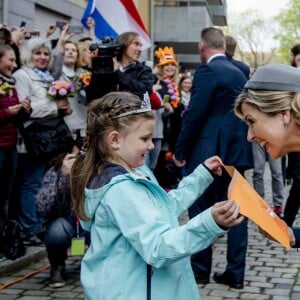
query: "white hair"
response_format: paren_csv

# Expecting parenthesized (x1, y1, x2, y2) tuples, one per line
(20, 37, 53, 67)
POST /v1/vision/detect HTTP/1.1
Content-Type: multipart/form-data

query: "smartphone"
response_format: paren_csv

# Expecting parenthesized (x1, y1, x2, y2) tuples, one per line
(56, 20, 66, 29)
(68, 26, 84, 34)
(20, 21, 26, 28)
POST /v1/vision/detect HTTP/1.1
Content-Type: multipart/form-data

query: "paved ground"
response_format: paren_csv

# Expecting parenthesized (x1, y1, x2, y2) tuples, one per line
(0, 165, 299, 299)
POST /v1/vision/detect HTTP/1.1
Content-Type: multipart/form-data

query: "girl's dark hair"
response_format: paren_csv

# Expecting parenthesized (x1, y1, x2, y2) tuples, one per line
(70, 91, 154, 220)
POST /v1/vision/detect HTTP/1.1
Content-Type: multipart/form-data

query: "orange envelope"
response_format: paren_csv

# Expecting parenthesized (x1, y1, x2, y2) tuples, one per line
(224, 165, 290, 251)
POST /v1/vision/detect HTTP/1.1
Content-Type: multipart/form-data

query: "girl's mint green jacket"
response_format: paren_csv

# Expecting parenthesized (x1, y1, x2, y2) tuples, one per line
(80, 163, 226, 300)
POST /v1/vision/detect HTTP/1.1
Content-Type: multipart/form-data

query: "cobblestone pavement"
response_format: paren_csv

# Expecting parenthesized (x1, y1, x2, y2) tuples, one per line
(0, 165, 299, 299)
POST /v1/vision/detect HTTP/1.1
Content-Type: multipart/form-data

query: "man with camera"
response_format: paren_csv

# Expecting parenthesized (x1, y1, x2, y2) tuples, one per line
(86, 31, 153, 103)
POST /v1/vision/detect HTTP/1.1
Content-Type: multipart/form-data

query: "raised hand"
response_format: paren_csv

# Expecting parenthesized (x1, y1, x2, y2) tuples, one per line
(56, 97, 72, 115)
(61, 153, 77, 174)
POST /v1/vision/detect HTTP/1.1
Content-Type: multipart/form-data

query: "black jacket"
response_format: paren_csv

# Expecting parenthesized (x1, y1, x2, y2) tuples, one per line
(86, 61, 154, 103)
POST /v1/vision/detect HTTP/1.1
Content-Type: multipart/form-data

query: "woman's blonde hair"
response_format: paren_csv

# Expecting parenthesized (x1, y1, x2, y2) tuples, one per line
(155, 64, 179, 82)
(70, 91, 154, 220)
(76, 39, 92, 68)
(234, 89, 300, 126)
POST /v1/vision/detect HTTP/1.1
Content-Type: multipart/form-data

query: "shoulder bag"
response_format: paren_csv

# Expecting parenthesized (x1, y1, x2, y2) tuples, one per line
(20, 116, 73, 159)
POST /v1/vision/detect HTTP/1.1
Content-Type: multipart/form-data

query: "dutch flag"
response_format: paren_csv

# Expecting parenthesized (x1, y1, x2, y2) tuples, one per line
(81, 0, 151, 50)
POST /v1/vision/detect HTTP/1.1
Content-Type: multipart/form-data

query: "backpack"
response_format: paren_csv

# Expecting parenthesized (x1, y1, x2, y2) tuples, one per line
(0, 219, 26, 260)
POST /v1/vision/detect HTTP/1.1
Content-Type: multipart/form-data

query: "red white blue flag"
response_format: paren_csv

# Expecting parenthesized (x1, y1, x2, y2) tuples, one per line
(82, 0, 151, 50)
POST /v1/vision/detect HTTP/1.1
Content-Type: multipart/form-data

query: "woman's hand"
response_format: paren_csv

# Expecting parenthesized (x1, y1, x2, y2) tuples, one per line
(212, 200, 244, 229)
(11, 27, 25, 47)
(61, 153, 77, 174)
(203, 155, 223, 176)
(56, 98, 72, 115)
(55, 24, 74, 51)
(8, 104, 23, 115)
(87, 17, 95, 41)
(259, 225, 296, 247)
(164, 102, 174, 113)
(21, 97, 31, 113)
(45, 23, 56, 38)
(153, 82, 162, 92)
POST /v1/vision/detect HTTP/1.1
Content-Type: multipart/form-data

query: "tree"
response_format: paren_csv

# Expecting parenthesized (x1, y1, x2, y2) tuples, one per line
(225, 9, 278, 69)
(274, 0, 300, 63)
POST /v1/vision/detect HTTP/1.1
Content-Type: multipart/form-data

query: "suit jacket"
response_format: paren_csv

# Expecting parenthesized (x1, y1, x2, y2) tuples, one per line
(227, 56, 250, 79)
(175, 55, 253, 174)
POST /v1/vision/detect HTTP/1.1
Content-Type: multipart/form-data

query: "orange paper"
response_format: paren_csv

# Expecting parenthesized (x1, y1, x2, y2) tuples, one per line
(224, 165, 290, 250)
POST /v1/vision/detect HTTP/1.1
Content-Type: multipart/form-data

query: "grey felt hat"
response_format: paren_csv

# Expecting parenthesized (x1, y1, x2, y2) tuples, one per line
(245, 63, 300, 92)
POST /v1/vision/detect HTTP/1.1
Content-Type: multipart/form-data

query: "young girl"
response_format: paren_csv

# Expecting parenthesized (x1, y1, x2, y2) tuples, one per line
(71, 91, 243, 300)
(0, 44, 30, 260)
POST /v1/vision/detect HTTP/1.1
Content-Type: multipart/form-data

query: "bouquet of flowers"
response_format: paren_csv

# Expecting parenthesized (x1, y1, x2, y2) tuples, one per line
(74, 71, 91, 91)
(47, 80, 75, 100)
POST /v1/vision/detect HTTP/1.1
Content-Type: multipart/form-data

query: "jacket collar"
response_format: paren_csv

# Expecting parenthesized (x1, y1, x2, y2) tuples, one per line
(207, 53, 226, 64)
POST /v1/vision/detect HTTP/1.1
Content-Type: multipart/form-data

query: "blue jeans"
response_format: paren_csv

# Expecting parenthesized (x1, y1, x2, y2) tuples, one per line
(44, 218, 75, 266)
(44, 217, 89, 266)
(189, 169, 248, 282)
(252, 142, 284, 207)
(0, 147, 17, 220)
(17, 154, 47, 238)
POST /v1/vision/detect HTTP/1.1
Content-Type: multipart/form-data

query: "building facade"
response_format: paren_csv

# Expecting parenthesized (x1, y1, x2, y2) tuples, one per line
(141, 0, 227, 71)
(0, 0, 227, 71)
(0, 0, 86, 40)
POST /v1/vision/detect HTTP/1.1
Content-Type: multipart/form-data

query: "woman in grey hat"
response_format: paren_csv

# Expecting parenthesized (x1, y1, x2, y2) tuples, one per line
(234, 63, 300, 248)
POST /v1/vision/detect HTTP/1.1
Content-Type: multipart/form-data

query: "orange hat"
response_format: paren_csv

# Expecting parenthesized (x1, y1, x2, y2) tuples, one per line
(155, 47, 178, 67)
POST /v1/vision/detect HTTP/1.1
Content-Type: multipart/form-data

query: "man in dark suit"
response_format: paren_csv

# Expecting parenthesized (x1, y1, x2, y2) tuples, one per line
(225, 35, 250, 79)
(174, 27, 253, 289)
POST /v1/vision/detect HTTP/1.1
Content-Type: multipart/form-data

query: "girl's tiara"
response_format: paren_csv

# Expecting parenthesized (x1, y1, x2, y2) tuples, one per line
(114, 92, 152, 119)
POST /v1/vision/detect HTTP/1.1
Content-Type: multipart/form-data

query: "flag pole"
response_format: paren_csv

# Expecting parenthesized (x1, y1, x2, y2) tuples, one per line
(149, 0, 155, 63)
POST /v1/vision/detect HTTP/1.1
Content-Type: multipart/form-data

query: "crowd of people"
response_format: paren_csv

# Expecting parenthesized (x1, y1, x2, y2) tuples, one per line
(0, 20, 95, 287)
(1, 17, 300, 300)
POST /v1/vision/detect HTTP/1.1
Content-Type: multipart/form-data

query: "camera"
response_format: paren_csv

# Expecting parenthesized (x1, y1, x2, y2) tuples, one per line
(90, 36, 124, 74)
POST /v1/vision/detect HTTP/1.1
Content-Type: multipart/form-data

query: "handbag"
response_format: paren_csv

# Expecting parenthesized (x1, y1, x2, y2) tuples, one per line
(20, 116, 73, 159)
(0, 219, 25, 260)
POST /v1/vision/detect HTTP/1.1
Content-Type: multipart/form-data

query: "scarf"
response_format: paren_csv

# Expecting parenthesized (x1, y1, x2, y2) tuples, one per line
(63, 65, 76, 79)
(162, 76, 180, 108)
(32, 67, 54, 83)
(0, 72, 16, 85)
